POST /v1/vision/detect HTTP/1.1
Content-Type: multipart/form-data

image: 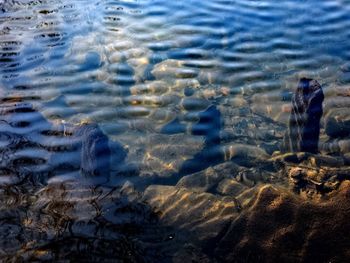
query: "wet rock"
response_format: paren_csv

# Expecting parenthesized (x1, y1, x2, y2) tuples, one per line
(339, 72, 350, 85)
(285, 78, 324, 153)
(325, 107, 350, 138)
(319, 138, 341, 154)
(323, 91, 350, 114)
(344, 153, 350, 165)
(74, 123, 114, 177)
(181, 97, 210, 111)
(288, 167, 329, 195)
(215, 182, 350, 263)
(184, 87, 195, 97)
(307, 155, 344, 167)
(271, 152, 345, 167)
(271, 151, 350, 198)
(338, 139, 350, 153)
(286, 159, 350, 198)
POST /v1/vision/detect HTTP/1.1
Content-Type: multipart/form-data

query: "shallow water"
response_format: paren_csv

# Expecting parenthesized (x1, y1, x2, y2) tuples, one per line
(1, 0, 350, 261)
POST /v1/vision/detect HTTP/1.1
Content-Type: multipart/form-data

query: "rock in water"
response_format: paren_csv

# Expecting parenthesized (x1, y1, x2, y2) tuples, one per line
(74, 123, 111, 177)
(285, 78, 324, 153)
(324, 108, 350, 138)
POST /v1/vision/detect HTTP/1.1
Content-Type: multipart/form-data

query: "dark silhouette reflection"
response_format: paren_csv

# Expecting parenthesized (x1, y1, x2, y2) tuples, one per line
(160, 117, 186, 134)
(75, 124, 111, 177)
(0, 99, 176, 262)
(0, 98, 121, 184)
(152, 105, 223, 186)
(179, 105, 223, 175)
(285, 78, 324, 153)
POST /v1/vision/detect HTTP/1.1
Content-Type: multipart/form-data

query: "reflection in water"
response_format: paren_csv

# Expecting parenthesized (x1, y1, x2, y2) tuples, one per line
(179, 105, 223, 175)
(75, 123, 111, 177)
(0, 98, 121, 184)
(0, 181, 162, 262)
(1, 0, 350, 261)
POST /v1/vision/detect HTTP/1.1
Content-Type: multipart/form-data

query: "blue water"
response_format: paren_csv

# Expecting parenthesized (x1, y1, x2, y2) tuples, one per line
(1, 0, 350, 261)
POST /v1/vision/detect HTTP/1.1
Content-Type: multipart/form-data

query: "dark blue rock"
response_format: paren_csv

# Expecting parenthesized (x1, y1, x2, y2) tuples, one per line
(286, 78, 324, 153)
(325, 108, 350, 138)
(184, 87, 195, 97)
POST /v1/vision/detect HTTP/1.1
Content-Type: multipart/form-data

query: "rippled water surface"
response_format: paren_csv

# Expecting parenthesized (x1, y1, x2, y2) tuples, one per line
(1, 0, 350, 261)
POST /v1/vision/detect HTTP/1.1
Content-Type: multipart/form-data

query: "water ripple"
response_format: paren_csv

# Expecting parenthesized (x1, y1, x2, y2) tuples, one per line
(1, 0, 350, 260)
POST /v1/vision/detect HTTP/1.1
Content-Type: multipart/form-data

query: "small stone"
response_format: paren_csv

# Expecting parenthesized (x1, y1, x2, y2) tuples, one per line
(270, 152, 308, 164)
(325, 108, 350, 138)
(307, 155, 344, 167)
